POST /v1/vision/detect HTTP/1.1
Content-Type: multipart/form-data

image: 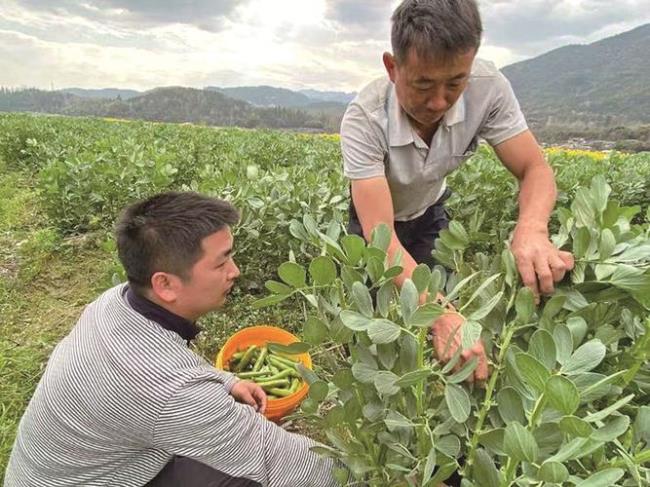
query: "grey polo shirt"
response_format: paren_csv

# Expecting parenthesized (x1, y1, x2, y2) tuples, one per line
(341, 58, 528, 221)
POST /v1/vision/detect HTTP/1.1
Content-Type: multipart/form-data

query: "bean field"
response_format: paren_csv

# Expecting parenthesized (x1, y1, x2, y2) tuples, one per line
(1, 113, 648, 486)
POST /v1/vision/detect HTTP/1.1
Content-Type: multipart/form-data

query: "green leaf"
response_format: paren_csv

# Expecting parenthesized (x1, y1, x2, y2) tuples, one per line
(395, 368, 433, 388)
(309, 256, 336, 286)
(408, 303, 444, 327)
(341, 234, 365, 265)
(545, 375, 580, 415)
(566, 316, 588, 346)
(599, 228, 616, 260)
(309, 380, 329, 401)
(412, 263, 431, 293)
(374, 371, 400, 396)
(444, 271, 479, 303)
(528, 329, 557, 370)
(460, 320, 482, 351)
(332, 369, 354, 389)
(553, 324, 573, 365)
(341, 265, 364, 292)
(542, 295, 566, 319)
(444, 383, 471, 423)
(383, 265, 403, 280)
(561, 339, 607, 375)
(351, 362, 378, 384)
(366, 256, 384, 283)
(467, 291, 503, 321)
(633, 406, 650, 445)
(478, 429, 506, 456)
(264, 280, 292, 294)
(422, 447, 437, 484)
(575, 468, 624, 487)
(377, 342, 396, 370)
(376, 280, 394, 318)
(352, 281, 373, 318)
(537, 462, 569, 483)
(559, 416, 594, 438)
(303, 316, 328, 345)
(447, 356, 478, 384)
(267, 341, 310, 355)
(473, 449, 501, 487)
(591, 415, 630, 442)
(515, 352, 551, 394)
(428, 267, 444, 297)
(278, 261, 306, 288)
(503, 422, 539, 463)
(384, 410, 415, 431)
(515, 287, 535, 323)
(590, 174, 611, 214)
(497, 387, 526, 424)
(585, 395, 634, 423)
(461, 273, 502, 312)
(436, 435, 461, 458)
(339, 310, 372, 331)
(448, 221, 469, 247)
(370, 223, 391, 252)
(400, 279, 418, 322)
(296, 363, 319, 385)
(367, 319, 401, 344)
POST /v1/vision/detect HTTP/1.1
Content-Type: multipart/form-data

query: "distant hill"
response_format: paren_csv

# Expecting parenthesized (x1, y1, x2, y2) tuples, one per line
(205, 85, 310, 107)
(60, 88, 141, 100)
(0, 87, 337, 130)
(502, 23, 650, 125)
(205, 85, 354, 109)
(299, 89, 356, 104)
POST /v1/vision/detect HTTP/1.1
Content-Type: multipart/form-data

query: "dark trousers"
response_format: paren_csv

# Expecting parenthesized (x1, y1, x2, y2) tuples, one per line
(348, 188, 451, 269)
(145, 457, 261, 487)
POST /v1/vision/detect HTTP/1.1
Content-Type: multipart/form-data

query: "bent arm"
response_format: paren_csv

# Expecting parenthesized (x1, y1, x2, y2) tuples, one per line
(154, 378, 338, 487)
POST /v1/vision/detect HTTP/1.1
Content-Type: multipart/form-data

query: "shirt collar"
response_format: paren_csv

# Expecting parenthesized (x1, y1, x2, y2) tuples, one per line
(126, 286, 200, 344)
(387, 83, 466, 148)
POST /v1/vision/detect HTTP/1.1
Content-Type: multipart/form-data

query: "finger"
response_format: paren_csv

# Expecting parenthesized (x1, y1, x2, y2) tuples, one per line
(472, 344, 489, 382)
(240, 389, 256, 409)
(534, 254, 555, 295)
(516, 255, 539, 303)
(559, 250, 575, 270)
(548, 252, 568, 282)
(252, 386, 267, 413)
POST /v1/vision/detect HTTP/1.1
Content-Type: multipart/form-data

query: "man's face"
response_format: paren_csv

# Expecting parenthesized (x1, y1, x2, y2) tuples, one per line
(174, 227, 240, 320)
(384, 48, 476, 130)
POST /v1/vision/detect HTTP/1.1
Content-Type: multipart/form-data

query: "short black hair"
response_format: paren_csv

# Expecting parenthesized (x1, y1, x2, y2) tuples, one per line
(115, 191, 239, 293)
(391, 0, 482, 63)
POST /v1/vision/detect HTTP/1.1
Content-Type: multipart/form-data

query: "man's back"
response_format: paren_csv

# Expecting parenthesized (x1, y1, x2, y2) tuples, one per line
(4, 284, 218, 486)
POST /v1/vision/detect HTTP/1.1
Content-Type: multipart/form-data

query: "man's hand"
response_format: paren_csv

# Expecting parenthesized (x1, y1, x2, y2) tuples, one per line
(432, 312, 489, 382)
(231, 381, 267, 414)
(511, 226, 575, 302)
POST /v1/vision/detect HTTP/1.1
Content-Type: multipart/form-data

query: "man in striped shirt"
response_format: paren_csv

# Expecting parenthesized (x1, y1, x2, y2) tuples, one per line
(4, 192, 339, 487)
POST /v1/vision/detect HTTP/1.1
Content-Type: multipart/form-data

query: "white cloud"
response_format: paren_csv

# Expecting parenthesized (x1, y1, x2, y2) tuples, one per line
(0, 0, 648, 91)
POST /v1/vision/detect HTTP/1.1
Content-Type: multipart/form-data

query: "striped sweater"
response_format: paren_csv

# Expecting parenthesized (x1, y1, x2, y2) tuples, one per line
(4, 284, 337, 487)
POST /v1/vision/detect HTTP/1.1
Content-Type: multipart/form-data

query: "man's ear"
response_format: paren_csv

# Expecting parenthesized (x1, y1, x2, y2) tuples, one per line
(383, 52, 397, 83)
(150, 272, 181, 303)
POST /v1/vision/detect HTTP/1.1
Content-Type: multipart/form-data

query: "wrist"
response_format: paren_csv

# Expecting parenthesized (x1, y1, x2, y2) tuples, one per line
(514, 220, 548, 237)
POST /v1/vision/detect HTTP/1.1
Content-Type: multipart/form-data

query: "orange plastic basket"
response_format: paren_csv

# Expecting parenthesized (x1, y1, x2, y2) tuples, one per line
(215, 325, 312, 422)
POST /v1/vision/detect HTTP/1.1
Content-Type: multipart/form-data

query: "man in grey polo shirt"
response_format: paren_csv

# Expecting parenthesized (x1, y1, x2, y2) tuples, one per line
(341, 0, 574, 379)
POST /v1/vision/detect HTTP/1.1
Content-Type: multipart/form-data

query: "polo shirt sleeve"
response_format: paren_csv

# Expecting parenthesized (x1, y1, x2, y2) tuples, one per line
(478, 71, 529, 147)
(340, 102, 387, 180)
(154, 375, 339, 487)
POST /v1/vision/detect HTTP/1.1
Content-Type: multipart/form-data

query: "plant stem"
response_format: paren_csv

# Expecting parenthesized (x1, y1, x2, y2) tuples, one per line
(463, 324, 516, 477)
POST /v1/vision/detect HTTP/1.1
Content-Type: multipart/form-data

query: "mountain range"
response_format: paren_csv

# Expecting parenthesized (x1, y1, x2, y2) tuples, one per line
(1, 23, 648, 136)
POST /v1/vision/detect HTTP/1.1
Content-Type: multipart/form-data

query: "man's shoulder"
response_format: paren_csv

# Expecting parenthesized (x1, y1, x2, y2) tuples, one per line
(348, 77, 391, 114)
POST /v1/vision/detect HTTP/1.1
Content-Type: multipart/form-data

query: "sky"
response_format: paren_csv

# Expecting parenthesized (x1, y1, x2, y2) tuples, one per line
(1, 0, 649, 93)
